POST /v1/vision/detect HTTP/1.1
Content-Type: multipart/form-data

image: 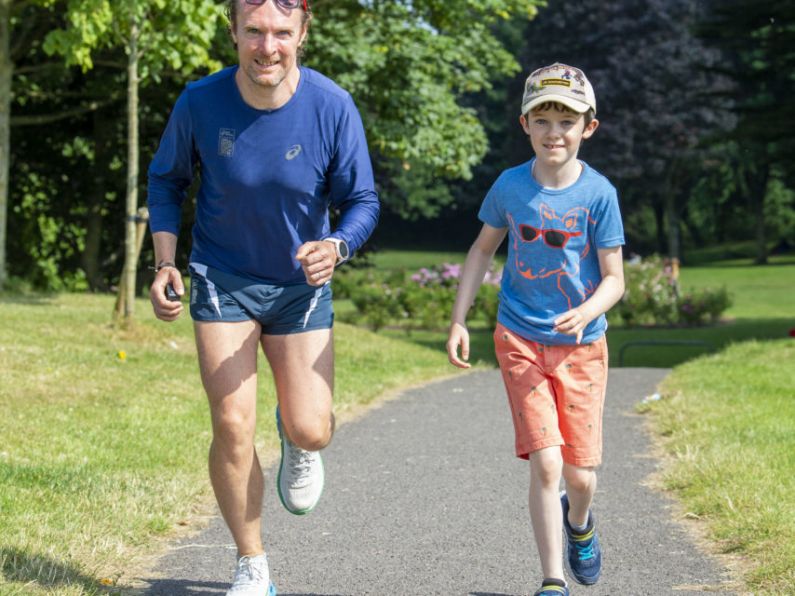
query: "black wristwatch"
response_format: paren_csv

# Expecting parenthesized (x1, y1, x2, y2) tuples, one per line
(325, 237, 350, 263)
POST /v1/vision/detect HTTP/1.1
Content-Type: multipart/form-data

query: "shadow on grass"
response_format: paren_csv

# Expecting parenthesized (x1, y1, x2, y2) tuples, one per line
(0, 546, 116, 594)
(691, 259, 795, 268)
(0, 294, 56, 306)
(608, 317, 794, 367)
(383, 317, 794, 369)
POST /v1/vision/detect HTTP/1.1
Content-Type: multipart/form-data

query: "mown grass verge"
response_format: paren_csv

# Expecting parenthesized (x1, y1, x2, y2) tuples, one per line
(644, 340, 795, 594)
(0, 292, 450, 595)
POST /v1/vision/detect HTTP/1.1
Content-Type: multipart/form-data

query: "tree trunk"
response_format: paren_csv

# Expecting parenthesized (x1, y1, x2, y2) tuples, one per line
(663, 160, 683, 261)
(114, 207, 149, 316)
(120, 17, 139, 318)
(652, 200, 666, 255)
(0, 0, 12, 290)
(82, 107, 115, 291)
(749, 159, 770, 265)
(665, 194, 681, 261)
(682, 206, 704, 248)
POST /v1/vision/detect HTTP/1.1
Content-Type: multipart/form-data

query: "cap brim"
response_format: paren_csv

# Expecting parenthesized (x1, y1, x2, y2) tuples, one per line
(521, 94, 592, 115)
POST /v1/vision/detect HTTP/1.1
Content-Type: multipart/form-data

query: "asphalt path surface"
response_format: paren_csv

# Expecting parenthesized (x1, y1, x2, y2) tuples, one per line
(141, 368, 735, 595)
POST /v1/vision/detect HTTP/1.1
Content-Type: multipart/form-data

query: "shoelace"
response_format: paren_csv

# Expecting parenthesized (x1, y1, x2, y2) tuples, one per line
(574, 539, 595, 561)
(287, 443, 315, 486)
(234, 556, 267, 586)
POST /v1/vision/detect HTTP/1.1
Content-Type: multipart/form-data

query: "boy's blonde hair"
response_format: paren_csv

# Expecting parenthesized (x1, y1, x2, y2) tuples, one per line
(527, 100, 595, 128)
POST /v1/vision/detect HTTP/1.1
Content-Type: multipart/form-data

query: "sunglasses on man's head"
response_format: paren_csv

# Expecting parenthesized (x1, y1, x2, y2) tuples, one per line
(519, 224, 582, 249)
(245, 0, 309, 10)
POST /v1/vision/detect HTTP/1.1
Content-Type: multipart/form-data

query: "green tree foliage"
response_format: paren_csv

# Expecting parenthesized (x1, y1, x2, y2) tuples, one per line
(43, 0, 223, 315)
(44, 0, 222, 75)
(304, 0, 544, 218)
(501, 0, 735, 259)
(697, 0, 795, 262)
(0, 0, 64, 291)
(5, 0, 545, 290)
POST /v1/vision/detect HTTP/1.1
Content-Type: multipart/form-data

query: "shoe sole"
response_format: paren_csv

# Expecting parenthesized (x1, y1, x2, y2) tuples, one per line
(275, 407, 324, 516)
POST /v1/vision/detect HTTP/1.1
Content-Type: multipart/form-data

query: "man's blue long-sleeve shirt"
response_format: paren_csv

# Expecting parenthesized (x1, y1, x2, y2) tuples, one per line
(148, 66, 380, 284)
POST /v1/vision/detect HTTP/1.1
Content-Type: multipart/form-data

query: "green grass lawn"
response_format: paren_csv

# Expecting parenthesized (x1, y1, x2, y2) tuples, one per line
(368, 248, 506, 272)
(0, 293, 449, 595)
(679, 261, 795, 319)
(683, 240, 795, 267)
(647, 340, 795, 594)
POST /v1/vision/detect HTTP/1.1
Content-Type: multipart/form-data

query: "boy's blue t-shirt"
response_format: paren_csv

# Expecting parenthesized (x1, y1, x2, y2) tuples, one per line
(147, 66, 380, 284)
(479, 159, 625, 345)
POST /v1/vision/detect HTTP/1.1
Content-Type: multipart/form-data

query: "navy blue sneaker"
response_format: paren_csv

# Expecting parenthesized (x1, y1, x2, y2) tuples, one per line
(533, 578, 569, 596)
(561, 491, 602, 585)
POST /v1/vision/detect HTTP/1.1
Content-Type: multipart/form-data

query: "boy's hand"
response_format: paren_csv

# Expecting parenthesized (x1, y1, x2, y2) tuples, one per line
(553, 307, 589, 344)
(447, 322, 471, 369)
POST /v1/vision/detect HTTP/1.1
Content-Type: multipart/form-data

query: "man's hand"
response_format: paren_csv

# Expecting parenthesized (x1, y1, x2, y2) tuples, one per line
(446, 322, 472, 369)
(149, 268, 184, 322)
(296, 240, 337, 286)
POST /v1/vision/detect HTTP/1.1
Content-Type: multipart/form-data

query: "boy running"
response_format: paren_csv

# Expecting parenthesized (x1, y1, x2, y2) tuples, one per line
(446, 63, 625, 595)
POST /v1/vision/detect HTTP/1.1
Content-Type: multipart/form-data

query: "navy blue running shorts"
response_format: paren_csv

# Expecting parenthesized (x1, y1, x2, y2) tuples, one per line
(188, 263, 334, 335)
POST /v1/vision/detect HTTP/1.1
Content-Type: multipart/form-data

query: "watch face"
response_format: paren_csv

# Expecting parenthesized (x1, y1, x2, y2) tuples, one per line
(338, 240, 349, 259)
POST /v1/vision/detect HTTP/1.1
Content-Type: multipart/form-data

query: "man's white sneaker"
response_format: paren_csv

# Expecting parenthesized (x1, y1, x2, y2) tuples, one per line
(276, 407, 325, 515)
(226, 554, 276, 596)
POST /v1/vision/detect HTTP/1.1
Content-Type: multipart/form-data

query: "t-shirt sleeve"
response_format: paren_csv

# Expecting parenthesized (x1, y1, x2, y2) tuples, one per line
(478, 175, 508, 229)
(147, 90, 196, 235)
(592, 186, 625, 248)
(326, 94, 380, 254)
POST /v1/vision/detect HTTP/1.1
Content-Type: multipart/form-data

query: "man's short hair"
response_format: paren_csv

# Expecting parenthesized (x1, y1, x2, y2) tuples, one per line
(226, 0, 311, 28)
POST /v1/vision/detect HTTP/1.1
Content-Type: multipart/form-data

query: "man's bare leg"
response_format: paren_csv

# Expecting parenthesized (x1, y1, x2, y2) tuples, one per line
(195, 320, 264, 555)
(261, 328, 335, 450)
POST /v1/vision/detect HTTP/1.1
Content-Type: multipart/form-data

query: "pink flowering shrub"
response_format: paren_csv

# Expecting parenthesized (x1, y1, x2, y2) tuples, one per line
(335, 262, 503, 331)
(613, 255, 731, 327)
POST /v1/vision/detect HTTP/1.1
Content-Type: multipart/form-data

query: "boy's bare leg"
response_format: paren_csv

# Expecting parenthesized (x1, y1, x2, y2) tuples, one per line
(528, 446, 565, 580)
(261, 328, 335, 451)
(195, 320, 265, 556)
(562, 463, 597, 527)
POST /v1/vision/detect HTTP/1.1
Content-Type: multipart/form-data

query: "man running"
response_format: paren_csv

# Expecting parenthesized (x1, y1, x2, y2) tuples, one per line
(147, 1, 379, 593)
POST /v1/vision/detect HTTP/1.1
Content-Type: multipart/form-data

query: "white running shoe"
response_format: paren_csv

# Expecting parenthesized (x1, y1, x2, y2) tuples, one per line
(276, 407, 325, 515)
(226, 554, 276, 596)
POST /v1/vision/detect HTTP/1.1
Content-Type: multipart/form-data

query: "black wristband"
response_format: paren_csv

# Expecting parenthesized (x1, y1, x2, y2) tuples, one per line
(151, 261, 176, 273)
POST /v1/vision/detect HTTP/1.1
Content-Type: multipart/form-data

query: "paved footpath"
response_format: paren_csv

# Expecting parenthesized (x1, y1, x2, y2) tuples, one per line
(140, 369, 735, 596)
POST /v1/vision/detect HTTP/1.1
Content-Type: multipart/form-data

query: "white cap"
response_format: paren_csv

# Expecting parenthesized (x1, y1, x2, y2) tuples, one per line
(521, 63, 596, 115)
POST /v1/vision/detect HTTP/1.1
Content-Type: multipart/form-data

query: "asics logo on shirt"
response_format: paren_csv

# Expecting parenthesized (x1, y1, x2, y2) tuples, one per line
(285, 145, 302, 160)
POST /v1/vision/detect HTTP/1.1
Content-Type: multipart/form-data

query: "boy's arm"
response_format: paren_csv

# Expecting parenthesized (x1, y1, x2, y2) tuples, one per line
(447, 224, 507, 368)
(553, 245, 625, 344)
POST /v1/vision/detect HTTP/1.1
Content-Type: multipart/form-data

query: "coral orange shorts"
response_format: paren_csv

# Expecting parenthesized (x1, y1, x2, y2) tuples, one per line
(494, 323, 608, 467)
